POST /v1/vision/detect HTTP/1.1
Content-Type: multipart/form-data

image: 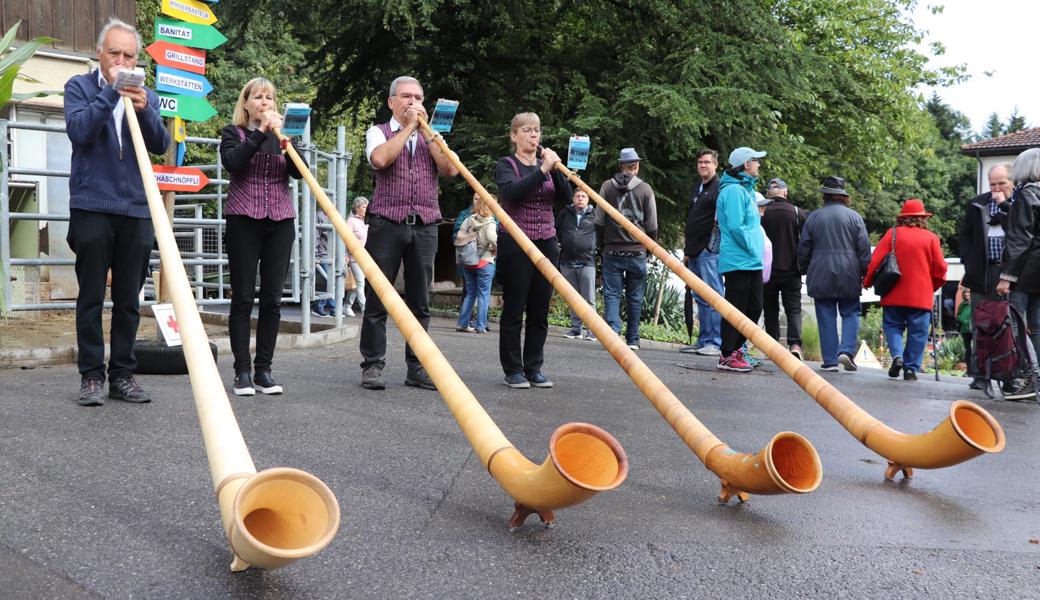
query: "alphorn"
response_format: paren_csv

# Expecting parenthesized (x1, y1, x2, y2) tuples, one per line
(273, 129, 627, 530)
(419, 118, 822, 503)
(556, 162, 1006, 479)
(124, 98, 340, 571)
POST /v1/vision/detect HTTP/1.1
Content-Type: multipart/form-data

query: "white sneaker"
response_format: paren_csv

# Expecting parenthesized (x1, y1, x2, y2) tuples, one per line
(695, 345, 722, 356)
(345, 307, 355, 317)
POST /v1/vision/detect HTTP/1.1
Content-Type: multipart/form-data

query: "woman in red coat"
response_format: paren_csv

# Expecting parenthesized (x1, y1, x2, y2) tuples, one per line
(864, 199, 948, 381)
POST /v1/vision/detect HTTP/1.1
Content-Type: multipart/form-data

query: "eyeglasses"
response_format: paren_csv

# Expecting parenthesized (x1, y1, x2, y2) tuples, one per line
(518, 127, 541, 134)
(394, 92, 424, 102)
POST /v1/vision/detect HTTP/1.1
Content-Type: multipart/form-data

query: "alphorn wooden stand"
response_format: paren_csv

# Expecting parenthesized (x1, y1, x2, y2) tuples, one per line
(419, 118, 822, 503)
(555, 162, 1006, 479)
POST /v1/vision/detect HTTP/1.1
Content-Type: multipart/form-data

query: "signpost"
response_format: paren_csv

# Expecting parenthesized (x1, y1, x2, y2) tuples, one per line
(155, 65, 214, 98)
(152, 166, 210, 192)
(147, 40, 207, 74)
(158, 93, 217, 122)
(155, 18, 227, 50)
(160, 0, 218, 26)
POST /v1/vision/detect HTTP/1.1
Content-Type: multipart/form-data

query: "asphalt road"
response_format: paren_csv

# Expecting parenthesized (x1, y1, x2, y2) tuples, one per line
(0, 317, 1037, 599)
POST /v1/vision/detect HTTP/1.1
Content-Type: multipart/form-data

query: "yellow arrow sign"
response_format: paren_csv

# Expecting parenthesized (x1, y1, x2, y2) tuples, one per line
(161, 0, 217, 26)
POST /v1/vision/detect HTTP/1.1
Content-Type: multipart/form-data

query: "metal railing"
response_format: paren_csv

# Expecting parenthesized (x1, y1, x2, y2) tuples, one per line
(1, 118, 353, 334)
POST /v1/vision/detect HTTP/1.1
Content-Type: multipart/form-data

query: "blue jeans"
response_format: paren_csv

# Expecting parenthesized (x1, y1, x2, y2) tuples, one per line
(882, 306, 932, 372)
(602, 254, 648, 345)
(457, 262, 495, 332)
(1010, 291, 1040, 359)
(814, 297, 861, 366)
(686, 251, 724, 349)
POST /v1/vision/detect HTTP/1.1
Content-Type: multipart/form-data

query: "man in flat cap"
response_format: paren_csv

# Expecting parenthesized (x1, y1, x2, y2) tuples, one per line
(760, 177, 807, 359)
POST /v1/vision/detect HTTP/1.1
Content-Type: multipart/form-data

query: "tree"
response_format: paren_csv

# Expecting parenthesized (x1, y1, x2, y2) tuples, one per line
(259, 0, 960, 245)
(983, 112, 1004, 140)
(1005, 107, 1027, 134)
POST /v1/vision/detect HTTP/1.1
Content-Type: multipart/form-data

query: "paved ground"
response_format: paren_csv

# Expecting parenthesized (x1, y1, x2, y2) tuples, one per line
(0, 316, 1037, 599)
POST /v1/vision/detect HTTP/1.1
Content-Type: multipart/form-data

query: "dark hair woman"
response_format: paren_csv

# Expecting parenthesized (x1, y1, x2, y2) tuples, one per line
(219, 77, 306, 396)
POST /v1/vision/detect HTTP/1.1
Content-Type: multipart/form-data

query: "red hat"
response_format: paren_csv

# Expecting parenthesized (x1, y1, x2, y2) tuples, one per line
(899, 198, 932, 218)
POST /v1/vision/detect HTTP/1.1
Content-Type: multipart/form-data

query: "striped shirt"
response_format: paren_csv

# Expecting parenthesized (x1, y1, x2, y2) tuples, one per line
(494, 156, 570, 240)
(220, 125, 303, 221)
(367, 121, 441, 223)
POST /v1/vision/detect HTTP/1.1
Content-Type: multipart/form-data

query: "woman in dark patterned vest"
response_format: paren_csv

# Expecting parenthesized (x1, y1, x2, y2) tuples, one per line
(493, 112, 572, 389)
(219, 77, 306, 397)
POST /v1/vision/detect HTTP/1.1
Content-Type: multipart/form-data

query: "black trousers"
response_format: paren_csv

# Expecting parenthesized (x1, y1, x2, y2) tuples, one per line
(721, 269, 763, 355)
(763, 269, 803, 346)
(67, 209, 154, 381)
(497, 234, 560, 377)
(225, 215, 296, 374)
(359, 217, 438, 371)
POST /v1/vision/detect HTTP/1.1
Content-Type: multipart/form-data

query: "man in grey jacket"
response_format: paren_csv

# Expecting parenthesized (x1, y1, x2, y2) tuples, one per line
(797, 176, 870, 372)
(596, 148, 658, 350)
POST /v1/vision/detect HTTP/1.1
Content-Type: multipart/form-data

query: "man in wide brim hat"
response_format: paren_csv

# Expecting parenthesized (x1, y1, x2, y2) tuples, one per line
(818, 175, 850, 196)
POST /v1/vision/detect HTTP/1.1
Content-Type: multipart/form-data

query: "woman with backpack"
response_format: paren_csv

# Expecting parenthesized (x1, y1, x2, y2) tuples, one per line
(863, 199, 947, 381)
(455, 193, 498, 334)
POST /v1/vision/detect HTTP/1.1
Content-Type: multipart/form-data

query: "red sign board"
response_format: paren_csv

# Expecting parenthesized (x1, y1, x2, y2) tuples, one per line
(153, 166, 209, 192)
(146, 41, 207, 75)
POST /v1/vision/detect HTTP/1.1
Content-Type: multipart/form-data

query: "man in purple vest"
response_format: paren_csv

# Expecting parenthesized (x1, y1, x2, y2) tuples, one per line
(360, 76, 459, 390)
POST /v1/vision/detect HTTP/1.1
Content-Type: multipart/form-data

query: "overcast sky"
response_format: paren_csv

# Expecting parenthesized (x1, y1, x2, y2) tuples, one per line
(912, 1, 1039, 135)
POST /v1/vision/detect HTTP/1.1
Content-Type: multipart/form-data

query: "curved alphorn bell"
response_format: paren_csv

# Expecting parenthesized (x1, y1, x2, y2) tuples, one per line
(274, 129, 627, 530)
(123, 98, 340, 571)
(554, 161, 1006, 479)
(419, 118, 822, 503)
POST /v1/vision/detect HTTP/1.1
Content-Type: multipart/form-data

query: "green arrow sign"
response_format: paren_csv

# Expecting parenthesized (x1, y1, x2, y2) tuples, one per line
(155, 17, 227, 50)
(158, 93, 218, 122)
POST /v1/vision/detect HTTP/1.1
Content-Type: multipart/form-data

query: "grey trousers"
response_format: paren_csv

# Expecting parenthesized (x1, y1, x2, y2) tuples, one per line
(561, 263, 596, 331)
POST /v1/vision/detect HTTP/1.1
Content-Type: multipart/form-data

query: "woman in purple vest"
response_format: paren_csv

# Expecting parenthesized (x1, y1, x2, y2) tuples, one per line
(219, 77, 306, 397)
(493, 112, 572, 389)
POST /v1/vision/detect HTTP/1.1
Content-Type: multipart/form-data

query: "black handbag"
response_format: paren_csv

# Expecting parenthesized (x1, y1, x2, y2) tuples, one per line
(872, 227, 901, 296)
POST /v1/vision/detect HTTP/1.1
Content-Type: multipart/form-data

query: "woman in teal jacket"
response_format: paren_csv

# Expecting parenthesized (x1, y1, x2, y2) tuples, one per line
(715, 147, 766, 372)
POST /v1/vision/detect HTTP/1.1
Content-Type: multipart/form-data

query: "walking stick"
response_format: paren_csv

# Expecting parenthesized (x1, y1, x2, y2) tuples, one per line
(553, 160, 1005, 479)
(419, 117, 822, 503)
(932, 291, 941, 382)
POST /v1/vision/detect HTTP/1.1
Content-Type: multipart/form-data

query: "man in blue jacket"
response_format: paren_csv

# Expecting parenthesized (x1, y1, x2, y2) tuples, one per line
(715, 147, 766, 372)
(64, 19, 170, 406)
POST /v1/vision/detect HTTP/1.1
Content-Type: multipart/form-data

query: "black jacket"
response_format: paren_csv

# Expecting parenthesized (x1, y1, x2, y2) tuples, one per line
(556, 204, 597, 264)
(761, 198, 805, 273)
(684, 175, 720, 258)
(1000, 183, 1040, 294)
(957, 191, 1009, 293)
